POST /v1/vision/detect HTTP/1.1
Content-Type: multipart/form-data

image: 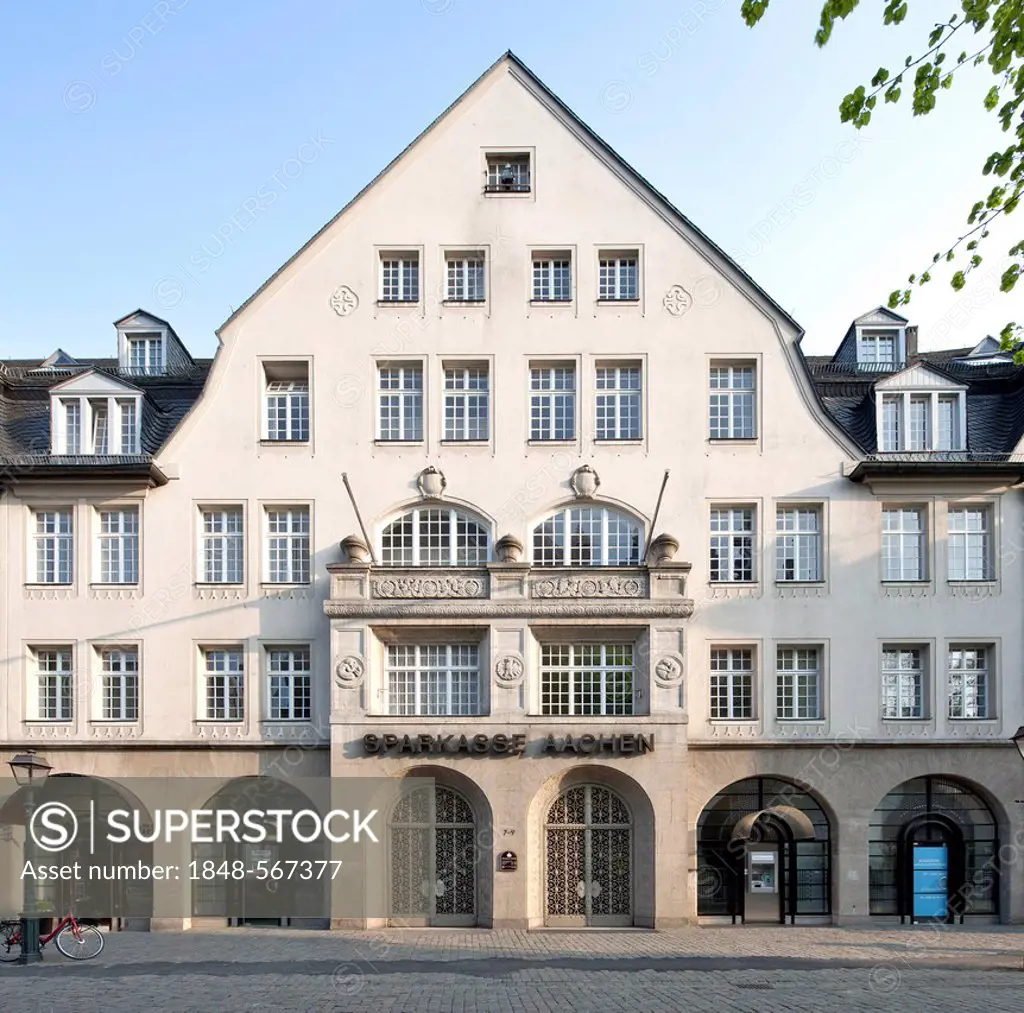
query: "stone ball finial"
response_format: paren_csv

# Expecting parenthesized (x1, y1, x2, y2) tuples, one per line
(494, 534, 524, 563)
(647, 533, 680, 564)
(340, 534, 371, 563)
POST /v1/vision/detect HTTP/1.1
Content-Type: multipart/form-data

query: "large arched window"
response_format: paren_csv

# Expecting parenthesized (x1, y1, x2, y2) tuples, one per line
(532, 506, 642, 566)
(380, 507, 489, 566)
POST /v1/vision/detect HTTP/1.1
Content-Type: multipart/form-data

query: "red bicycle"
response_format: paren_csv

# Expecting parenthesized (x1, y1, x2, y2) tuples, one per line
(0, 915, 104, 961)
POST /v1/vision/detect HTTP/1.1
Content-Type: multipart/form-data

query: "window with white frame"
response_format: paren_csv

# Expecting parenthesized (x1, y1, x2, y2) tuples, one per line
(30, 647, 73, 721)
(379, 252, 420, 302)
(948, 506, 993, 581)
(199, 507, 244, 583)
(948, 646, 991, 720)
(710, 507, 755, 582)
(202, 647, 244, 721)
(267, 647, 311, 721)
(445, 253, 486, 302)
(882, 646, 925, 719)
(595, 363, 642, 440)
(532, 253, 572, 301)
(857, 330, 898, 369)
(386, 644, 480, 716)
(119, 399, 138, 453)
(530, 363, 576, 440)
(380, 507, 489, 566)
(776, 506, 822, 582)
(598, 253, 638, 300)
(532, 506, 642, 567)
(53, 396, 140, 455)
(96, 507, 139, 584)
(263, 362, 309, 442)
(61, 399, 81, 453)
(776, 647, 822, 720)
(377, 363, 423, 441)
(878, 391, 964, 452)
(710, 647, 754, 720)
(99, 647, 138, 721)
(264, 507, 310, 584)
(709, 363, 756, 439)
(485, 154, 531, 192)
(444, 366, 489, 441)
(125, 333, 164, 375)
(540, 644, 634, 716)
(882, 506, 926, 581)
(31, 508, 73, 584)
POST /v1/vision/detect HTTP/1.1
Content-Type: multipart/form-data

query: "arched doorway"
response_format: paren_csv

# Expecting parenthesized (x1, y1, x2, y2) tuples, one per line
(388, 783, 478, 926)
(545, 784, 632, 926)
(869, 775, 998, 922)
(697, 777, 831, 924)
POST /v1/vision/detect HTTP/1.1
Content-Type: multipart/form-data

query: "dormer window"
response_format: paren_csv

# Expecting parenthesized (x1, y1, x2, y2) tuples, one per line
(879, 392, 964, 452)
(485, 153, 530, 193)
(124, 332, 164, 375)
(858, 330, 899, 370)
(54, 396, 140, 455)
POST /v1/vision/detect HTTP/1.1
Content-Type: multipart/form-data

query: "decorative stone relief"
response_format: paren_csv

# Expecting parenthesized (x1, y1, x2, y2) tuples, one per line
(705, 722, 760, 739)
(326, 599, 694, 619)
(653, 653, 684, 687)
(195, 723, 248, 739)
(89, 723, 141, 739)
(24, 587, 75, 601)
(706, 584, 761, 600)
(372, 576, 486, 599)
(89, 586, 142, 601)
(335, 654, 366, 687)
(494, 654, 525, 686)
(417, 466, 447, 500)
(773, 585, 826, 600)
(663, 285, 693, 316)
(881, 584, 931, 599)
(948, 583, 996, 603)
(24, 723, 74, 740)
(194, 586, 247, 601)
(946, 721, 1002, 739)
(329, 284, 359, 316)
(570, 465, 600, 499)
(532, 575, 644, 598)
(261, 723, 326, 742)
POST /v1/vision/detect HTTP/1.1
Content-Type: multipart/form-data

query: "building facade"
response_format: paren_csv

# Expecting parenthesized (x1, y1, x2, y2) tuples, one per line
(2, 53, 1024, 930)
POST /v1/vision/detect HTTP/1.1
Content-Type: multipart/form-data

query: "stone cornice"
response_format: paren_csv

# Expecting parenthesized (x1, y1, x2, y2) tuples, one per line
(324, 599, 694, 619)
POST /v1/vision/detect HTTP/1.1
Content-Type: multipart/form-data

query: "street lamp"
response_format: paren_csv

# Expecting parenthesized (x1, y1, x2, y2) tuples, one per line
(8, 750, 52, 964)
(1012, 727, 1024, 764)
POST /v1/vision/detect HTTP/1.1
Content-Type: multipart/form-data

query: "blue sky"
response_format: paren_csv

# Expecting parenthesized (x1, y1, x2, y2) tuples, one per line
(0, 0, 1016, 359)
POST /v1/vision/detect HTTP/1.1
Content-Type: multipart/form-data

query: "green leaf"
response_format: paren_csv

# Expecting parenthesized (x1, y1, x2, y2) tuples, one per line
(740, 0, 771, 27)
(951, 270, 967, 290)
(872, 67, 890, 86)
(984, 86, 1000, 110)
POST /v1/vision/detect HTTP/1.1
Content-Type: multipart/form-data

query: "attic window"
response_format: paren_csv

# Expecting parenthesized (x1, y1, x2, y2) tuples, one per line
(53, 395, 141, 456)
(124, 333, 164, 375)
(879, 392, 965, 452)
(857, 330, 899, 371)
(485, 154, 530, 194)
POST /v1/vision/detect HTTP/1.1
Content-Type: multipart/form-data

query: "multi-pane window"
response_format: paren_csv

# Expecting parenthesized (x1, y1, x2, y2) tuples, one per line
(267, 647, 311, 721)
(386, 644, 480, 716)
(937, 394, 960, 450)
(202, 647, 244, 721)
(540, 644, 634, 716)
(882, 507, 926, 581)
(532, 255, 572, 301)
(858, 331, 897, 368)
(55, 397, 140, 455)
(485, 155, 531, 192)
(710, 507, 755, 582)
(879, 392, 965, 452)
(444, 366, 489, 441)
(908, 395, 930, 451)
(445, 254, 485, 302)
(265, 507, 310, 584)
(127, 335, 163, 374)
(119, 400, 138, 453)
(710, 648, 754, 720)
(62, 400, 81, 453)
(97, 507, 139, 584)
(595, 364, 642, 440)
(90, 400, 109, 455)
(380, 253, 420, 302)
(598, 255, 638, 300)
(948, 506, 993, 581)
(776, 648, 822, 720)
(530, 364, 576, 440)
(380, 508, 489, 566)
(776, 507, 822, 582)
(709, 363, 756, 439)
(32, 647, 73, 721)
(264, 379, 310, 442)
(532, 507, 641, 567)
(881, 396, 901, 452)
(200, 508, 244, 583)
(32, 508, 73, 584)
(100, 647, 139, 722)
(378, 364, 423, 441)
(882, 647, 925, 719)
(948, 647, 991, 720)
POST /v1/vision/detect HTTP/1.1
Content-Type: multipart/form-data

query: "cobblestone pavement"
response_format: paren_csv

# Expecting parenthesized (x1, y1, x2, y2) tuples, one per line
(2, 926, 1024, 1012)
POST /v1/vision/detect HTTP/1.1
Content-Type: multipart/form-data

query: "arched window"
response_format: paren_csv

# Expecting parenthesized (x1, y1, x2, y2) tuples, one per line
(380, 507, 489, 566)
(532, 506, 642, 566)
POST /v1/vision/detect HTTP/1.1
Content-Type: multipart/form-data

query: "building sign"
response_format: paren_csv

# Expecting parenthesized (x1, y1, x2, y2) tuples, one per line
(498, 851, 518, 872)
(361, 732, 654, 757)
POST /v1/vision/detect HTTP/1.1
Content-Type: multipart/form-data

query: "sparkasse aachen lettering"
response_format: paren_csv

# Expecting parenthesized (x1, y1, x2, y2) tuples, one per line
(361, 732, 654, 757)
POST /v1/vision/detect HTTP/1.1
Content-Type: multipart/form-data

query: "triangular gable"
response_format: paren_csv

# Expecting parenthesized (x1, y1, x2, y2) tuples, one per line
(35, 348, 80, 369)
(853, 306, 908, 327)
(874, 363, 966, 391)
(114, 309, 173, 331)
(49, 369, 142, 396)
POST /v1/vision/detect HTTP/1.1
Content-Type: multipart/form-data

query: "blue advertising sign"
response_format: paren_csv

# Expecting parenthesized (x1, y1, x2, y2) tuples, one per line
(912, 845, 948, 918)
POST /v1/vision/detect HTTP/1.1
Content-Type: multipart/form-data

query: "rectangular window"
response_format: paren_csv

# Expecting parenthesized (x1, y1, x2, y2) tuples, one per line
(90, 400, 109, 455)
(202, 647, 244, 721)
(444, 366, 489, 441)
(97, 507, 139, 584)
(127, 335, 163, 374)
(882, 647, 925, 719)
(32, 508, 73, 584)
(709, 363, 756, 439)
(119, 400, 138, 453)
(532, 254, 572, 302)
(540, 644, 634, 716)
(264, 362, 310, 442)
(485, 154, 530, 192)
(937, 394, 959, 451)
(530, 364, 576, 441)
(948, 646, 991, 720)
(776, 507, 822, 582)
(710, 507, 755, 582)
(387, 644, 480, 716)
(598, 254, 638, 300)
(200, 507, 245, 584)
(265, 507, 310, 584)
(879, 392, 965, 452)
(948, 506, 993, 581)
(378, 364, 423, 441)
(595, 363, 642, 440)
(32, 647, 73, 721)
(882, 507, 926, 581)
(858, 331, 897, 367)
(380, 253, 420, 302)
(881, 395, 901, 452)
(908, 395, 930, 451)
(267, 647, 311, 721)
(100, 647, 139, 721)
(776, 647, 821, 720)
(62, 400, 81, 454)
(710, 647, 754, 720)
(445, 254, 485, 302)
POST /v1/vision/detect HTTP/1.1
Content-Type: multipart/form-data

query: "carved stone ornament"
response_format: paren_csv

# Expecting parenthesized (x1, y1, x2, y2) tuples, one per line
(663, 285, 693, 317)
(340, 534, 371, 563)
(532, 575, 644, 598)
(648, 533, 679, 565)
(494, 653, 525, 685)
(329, 284, 359, 316)
(570, 465, 600, 500)
(494, 534, 524, 563)
(335, 655, 366, 686)
(372, 576, 486, 599)
(653, 653, 685, 687)
(417, 466, 447, 500)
